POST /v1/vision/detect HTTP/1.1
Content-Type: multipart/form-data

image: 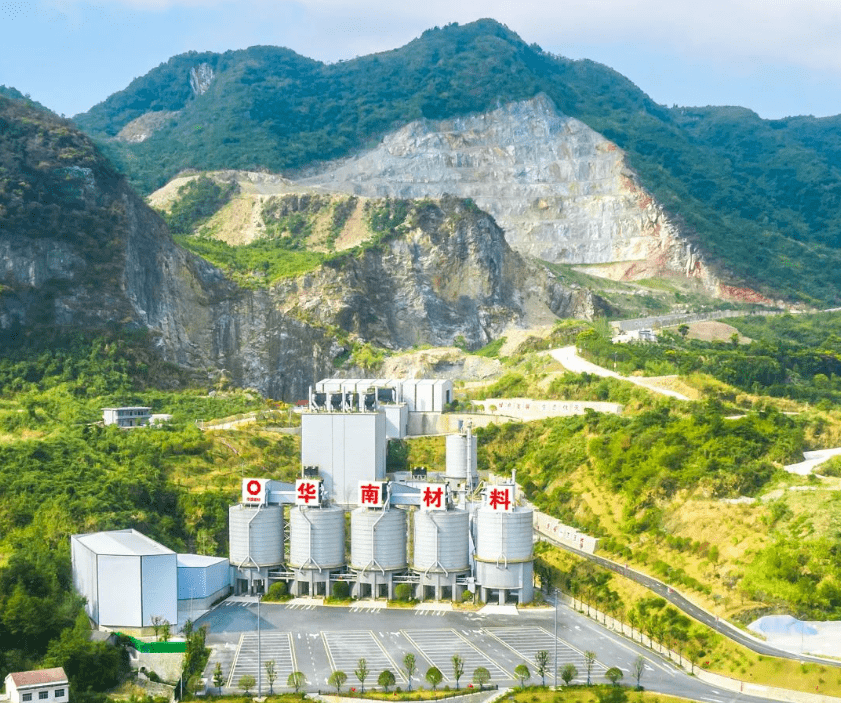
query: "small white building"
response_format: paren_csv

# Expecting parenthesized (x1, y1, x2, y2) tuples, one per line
(4, 668, 68, 703)
(102, 407, 151, 428)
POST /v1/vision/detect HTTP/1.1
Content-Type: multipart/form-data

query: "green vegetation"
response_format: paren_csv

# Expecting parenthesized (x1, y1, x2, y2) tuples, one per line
(171, 195, 428, 287)
(536, 544, 841, 695)
(577, 312, 841, 405)
(162, 175, 238, 235)
(173, 234, 325, 286)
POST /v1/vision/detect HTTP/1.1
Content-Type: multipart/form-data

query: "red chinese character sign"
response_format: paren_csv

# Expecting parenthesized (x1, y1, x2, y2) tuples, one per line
(486, 485, 514, 512)
(359, 481, 386, 507)
(419, 483, 446, 511)
(242, 478, 268, 505)
(296, 479, 321, 506)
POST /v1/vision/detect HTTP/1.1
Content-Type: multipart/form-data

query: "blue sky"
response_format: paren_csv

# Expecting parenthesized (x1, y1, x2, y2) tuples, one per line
(1, 0, 839, 120)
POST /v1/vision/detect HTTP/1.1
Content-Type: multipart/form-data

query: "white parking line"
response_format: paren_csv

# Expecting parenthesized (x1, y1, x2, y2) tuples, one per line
(401, 629, 509, 682)
(322, 631, 406, 683)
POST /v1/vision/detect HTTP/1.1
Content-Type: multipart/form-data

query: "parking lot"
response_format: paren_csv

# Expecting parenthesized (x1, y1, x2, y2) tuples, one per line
(200, 603, 610, 692)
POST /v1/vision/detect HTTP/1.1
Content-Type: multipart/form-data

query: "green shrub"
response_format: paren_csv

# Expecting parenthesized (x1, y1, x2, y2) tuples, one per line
(331, 581, 350, 599)
(394, 583, 414, 602)
(264, 581, 289, 601)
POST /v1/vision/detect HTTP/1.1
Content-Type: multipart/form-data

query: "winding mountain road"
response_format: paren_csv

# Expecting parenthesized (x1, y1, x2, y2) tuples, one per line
(549, 345, 690, 400)
(537, 531, 840, 668)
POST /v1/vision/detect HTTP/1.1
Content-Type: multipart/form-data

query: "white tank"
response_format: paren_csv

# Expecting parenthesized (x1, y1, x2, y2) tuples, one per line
(474, 506, 534, 590)
(446, 433, 478, 480)
(289, 505, 345, 570)
(350, 507, 407, 571)
(475, 506, 533, 563)
(229, 504, 284, 567)
(412, 509, 469, 573)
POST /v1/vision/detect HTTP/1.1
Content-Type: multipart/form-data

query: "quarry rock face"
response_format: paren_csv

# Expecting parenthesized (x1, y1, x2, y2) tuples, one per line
(272, 197, 596, 351)
(303, 94, 717, 288)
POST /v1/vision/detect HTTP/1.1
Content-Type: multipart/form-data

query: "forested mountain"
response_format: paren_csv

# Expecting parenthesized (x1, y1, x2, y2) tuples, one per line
(74, 19, 841, 304)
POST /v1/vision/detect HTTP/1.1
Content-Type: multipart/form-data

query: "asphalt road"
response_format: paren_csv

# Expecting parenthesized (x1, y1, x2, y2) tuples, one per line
(540, 534, 840, 668)
(194, 599, 784, 703)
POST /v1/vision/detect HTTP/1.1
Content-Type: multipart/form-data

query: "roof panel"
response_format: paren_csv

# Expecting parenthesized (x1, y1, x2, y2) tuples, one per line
(74, 530, 174, 557)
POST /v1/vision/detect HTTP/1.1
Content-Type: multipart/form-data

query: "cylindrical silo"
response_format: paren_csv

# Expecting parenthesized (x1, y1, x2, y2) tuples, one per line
(412, 509, 470, 573)
(288, 505, 345, 570)
(474, 505, 533, 597)
(446, 433, 478, 481)
(228, 504, 284, 568)
(350, 507, 407, 571)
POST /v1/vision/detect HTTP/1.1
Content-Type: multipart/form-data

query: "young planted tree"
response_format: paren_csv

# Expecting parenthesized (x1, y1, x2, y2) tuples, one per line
(403, 652, 417, 691)
(288, 671, 307, 694)
(212, 662, 225, 694)
(378, 670, 396, 692)
(561, 663, 578, 686)
(425, 667, 443, 691)
(451, 653, 465, 690)
(633, 655, 645, 690)
(472, 667, 491, 691)
(584, 651, 596, 685)
(514, 664, 531, 689)
(605, 667, 623, 686)
(355, 657, 370, 693)
(265, 659, 277, 694)
(534, 649, 550, 687)
(238, 674, 256, 695)
(328, 670, 347, 694)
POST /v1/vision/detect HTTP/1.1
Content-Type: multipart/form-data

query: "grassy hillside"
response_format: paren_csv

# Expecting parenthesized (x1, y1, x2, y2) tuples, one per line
(73, 20, 841, 304)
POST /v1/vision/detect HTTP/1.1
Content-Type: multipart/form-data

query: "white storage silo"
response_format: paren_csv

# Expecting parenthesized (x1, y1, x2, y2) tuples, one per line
(413, 509, 469, 572)
(474, 506, 534, 604)
(288, 504, 346, 598)
(446, 432, 478, 485)
(412, 509, 470, 601)
(229, 504, 284, 567)
(350, 507, 407, 599)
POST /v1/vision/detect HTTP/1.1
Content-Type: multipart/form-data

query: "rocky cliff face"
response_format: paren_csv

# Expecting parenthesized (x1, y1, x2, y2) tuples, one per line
(272, 197, 596, 350)
(1, 97, 593, 398)
(303, 94, 719, 290)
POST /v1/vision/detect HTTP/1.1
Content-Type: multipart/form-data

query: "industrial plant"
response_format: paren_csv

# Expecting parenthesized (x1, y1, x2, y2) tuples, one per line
(230, 377, 534, 605)
(72, 377, 536, 633)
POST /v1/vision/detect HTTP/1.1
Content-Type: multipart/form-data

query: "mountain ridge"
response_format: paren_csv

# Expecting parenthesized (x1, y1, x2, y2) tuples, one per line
(71, 19, 841, 305)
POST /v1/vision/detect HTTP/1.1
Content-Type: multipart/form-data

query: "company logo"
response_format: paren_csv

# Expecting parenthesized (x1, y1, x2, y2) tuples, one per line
(242, 478, 268, 505)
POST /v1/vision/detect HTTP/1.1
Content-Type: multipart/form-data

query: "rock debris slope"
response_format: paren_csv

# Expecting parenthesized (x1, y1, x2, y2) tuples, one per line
(303, 94, 717, 288)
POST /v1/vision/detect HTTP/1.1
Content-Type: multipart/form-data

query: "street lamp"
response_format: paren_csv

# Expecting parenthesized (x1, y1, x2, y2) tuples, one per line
(553, 588, 559, 689)
(257, 589, 262, 698)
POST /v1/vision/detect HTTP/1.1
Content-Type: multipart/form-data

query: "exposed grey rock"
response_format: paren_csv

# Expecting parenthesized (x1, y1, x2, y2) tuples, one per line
(302, 94, 718, 288)
(189, 63, 214, 96)
(272, 197, 595, 351)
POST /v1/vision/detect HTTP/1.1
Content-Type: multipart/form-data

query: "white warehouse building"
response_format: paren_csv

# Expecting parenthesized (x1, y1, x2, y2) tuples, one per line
(71, 530, 178, 630)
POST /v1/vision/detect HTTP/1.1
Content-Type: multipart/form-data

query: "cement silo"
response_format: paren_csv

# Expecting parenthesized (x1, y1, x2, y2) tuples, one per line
(288, 505, 346, 597)
(350, 507, 407, 599)
(446, 432, 478, 489)
(412, 509, 470, 601)
(228, 504, 284, 595)
(474, 505, 534, 604)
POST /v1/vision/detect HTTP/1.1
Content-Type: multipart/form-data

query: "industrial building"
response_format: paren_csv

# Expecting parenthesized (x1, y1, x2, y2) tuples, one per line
(75, 375, 535, 627)
(71, 530, 232, 631)
(230, 409, 535, 604)
(71, 530, 178, 630)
